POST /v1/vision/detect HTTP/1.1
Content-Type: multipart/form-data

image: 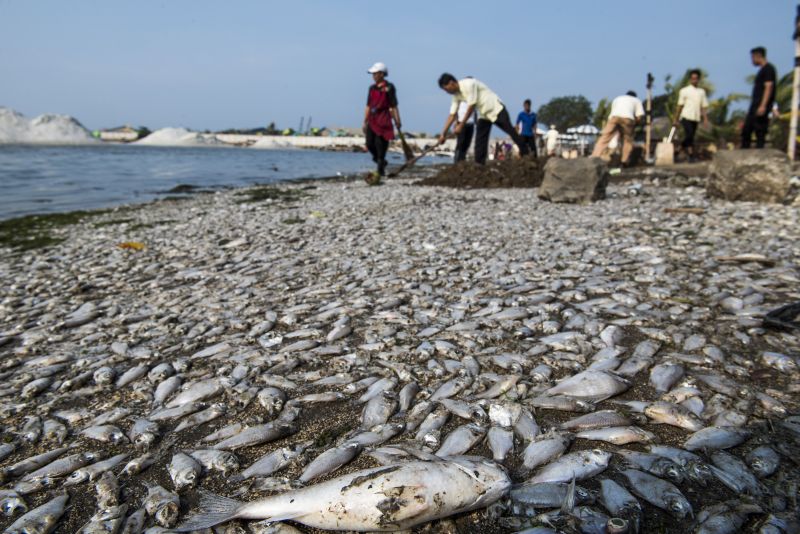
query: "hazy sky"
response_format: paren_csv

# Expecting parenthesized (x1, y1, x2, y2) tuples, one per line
(1, 1, 796, 132)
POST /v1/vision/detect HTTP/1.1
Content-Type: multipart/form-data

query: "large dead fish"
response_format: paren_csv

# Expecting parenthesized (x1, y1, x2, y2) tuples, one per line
(174, 458, 510, 532)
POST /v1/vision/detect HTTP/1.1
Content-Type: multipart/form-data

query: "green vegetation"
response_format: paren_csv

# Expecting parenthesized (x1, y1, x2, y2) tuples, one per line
(537, 95, 593, 131)
(129, 219, 176, 231)
(0, 210, 109, 251)
(235, 186, 309, 204)
(281, 216, 305, 224)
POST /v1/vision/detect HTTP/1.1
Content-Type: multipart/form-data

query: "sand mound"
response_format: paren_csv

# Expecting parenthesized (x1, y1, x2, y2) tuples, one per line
(135, 127, 224, 147)
(250, 137, 298, 149)
(0, 107, 95, 144)
(416, 157, 547, 188)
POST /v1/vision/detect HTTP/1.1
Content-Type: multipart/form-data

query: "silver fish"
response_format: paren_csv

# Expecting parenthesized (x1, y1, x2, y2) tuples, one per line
(168, 452, 202, 490)
(621, 469, 692, 519)
(299, 442, 362, 483)
(188, 449, 240, 476)
(521, 433, 571, 471)
(174, 458, 510, 532)
(436, 423, 485, 457)
(530, 449, 612, 483)
(144, 483, 180, 528)
(4, 492, 68, 534)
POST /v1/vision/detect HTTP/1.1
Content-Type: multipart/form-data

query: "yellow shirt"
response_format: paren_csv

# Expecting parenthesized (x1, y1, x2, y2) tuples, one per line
(678, 85, 709, 122)
(449, 78, 504, 122)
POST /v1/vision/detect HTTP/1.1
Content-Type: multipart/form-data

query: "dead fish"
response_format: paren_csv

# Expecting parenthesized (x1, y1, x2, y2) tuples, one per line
(63, 453, 129, 486)
(575, 426, 656, 445)
(229, 443, 307, 483)
(174, 402, 226, 432)
(168, 452, 202, 490)
(486, 426, 514, 461)
(529, 449, 611, 483)
(4, 492, 68, 534)
(129, 419, 160, 451)
(527, 395, 595, 413)
(435, 423, 485, 457)
(684, 426, 749, 451)
(644, 401, 704, 432)
(174, 458, 510, 532)
(0, 489, 27, 517)
(189, 449, 240, 476)
(299, 442, 362, 483)
(616, 450, 683, 484)
(545, 370, 629, 402)
(212, 420, 298, 451)
(599, 479, 642, 533)
(81, 424, 128, 444)
(559, 410, 631, 431)
(745, 445, 780, 478)
(621, 469, 692, 519)
(144, 483, 180, 528)
(122, 453, 156, 476)
(521, 434, 571, 471)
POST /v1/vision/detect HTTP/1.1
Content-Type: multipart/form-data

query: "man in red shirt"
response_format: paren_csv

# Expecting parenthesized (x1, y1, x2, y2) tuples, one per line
(363, 62, 402, 176)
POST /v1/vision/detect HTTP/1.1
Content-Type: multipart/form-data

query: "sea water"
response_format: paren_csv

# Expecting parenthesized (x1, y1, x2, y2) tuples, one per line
(0, 144, 425, 220)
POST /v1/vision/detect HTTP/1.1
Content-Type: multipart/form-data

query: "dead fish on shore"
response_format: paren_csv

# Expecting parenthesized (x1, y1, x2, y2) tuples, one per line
(174, 458, 510, 531)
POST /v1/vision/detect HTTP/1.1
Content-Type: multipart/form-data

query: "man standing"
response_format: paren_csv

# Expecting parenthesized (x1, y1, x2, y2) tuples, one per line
(591, 91, 644, 166)
(363, 62, 402, 176)
(673, 69, 710, 161)
(437, 73, 529, 164)
(453, 101, 474, 162)
(545, 125, 559, 156)
(742, 47, 777, 149)
(516, 99, 538, 158)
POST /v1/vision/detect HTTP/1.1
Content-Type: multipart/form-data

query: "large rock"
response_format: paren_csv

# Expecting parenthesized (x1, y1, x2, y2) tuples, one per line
(538, 158, 608, 203)
(707, 149, 790, 203)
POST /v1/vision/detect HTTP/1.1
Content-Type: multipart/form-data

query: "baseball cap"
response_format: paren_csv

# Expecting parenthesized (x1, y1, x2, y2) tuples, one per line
(367, 62, 388, 74)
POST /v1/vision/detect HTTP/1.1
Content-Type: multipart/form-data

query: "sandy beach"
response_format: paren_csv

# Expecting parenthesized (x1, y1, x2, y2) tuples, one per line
(0, 167, 798, 533)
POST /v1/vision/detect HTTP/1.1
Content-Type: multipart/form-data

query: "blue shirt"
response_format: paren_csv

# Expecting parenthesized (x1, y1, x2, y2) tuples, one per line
(516, 111, 537, 137)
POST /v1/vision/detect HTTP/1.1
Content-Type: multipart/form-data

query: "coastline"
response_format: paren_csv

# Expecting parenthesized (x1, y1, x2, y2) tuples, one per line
(0, 167, 798, 533)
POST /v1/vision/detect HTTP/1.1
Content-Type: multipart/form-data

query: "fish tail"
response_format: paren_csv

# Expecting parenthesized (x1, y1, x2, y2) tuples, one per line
(173, 490, 243, 531)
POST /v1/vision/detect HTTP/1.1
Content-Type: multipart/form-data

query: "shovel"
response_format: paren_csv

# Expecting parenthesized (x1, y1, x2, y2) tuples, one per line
(397, 128, 415, 161)
(667, 126, 676, 144)
(388, 141, 441, 177)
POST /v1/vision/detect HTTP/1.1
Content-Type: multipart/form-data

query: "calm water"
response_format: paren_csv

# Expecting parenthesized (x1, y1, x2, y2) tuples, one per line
(0, 144, 429, 220)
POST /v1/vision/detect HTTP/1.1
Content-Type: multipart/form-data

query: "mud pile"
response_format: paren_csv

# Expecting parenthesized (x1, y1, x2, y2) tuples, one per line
(416, 157, 547, 189)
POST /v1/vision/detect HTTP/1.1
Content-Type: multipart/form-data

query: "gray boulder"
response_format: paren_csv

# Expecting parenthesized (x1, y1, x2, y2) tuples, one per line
(538, 158, 608, 203)
(707, 149, 790, 203)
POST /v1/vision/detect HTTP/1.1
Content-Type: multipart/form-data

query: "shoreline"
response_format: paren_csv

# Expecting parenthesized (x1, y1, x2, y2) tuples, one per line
(0, 165, 798, 533)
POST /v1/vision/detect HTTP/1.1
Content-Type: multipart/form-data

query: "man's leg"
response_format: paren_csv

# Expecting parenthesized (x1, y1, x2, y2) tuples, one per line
(528, 136, 538, 158)
(754, 115, 769, 148)
(620, 118, 636, 164)
(454, 123, 471, 162)
(365, 127, 379, 163)
(376, 135, 389, 175)
(493, 108, 529, 156)
(592, 118, 619, 158)
(474, 118, 492, 164)
(681, 119, 697, 159)
(741, 114, 754, 148)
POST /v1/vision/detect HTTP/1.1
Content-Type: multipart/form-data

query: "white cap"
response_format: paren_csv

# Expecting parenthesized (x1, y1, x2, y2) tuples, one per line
(367, 62, 388, 74)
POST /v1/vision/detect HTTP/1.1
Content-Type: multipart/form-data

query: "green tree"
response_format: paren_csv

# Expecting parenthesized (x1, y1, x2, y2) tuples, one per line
(592, 98, 612, 128)
(537, 95, 593, 131)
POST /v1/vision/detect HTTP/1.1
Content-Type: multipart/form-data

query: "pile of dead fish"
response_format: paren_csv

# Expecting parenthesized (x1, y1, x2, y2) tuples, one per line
(0, 177, 798, 533)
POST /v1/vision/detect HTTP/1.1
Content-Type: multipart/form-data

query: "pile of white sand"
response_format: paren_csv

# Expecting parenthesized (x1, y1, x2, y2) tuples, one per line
(0, 107, 96, 144)
(250, 137, 297, 149)
(135, 127, 224, 147)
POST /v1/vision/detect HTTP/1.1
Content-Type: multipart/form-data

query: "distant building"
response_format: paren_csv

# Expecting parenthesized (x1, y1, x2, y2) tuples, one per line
(97, 125, 140, 142)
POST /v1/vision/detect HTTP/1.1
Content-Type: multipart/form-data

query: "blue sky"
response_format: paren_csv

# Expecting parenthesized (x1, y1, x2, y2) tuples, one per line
(0, 0, 796, 132)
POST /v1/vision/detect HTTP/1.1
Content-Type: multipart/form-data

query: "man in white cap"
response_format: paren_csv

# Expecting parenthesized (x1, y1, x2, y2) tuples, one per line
(437, 73, 529, 164)
(363, 62, 402, 177)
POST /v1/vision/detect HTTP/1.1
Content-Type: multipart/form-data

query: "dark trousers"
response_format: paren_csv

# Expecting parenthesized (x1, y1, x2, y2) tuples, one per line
(521, 135, 538, 157)
(741, 113, 769, 148)
(454, 123, 474, 162)
(365, 127, 389, 170)
(680, 119, 698, 149)
(474, 107, 529, 164)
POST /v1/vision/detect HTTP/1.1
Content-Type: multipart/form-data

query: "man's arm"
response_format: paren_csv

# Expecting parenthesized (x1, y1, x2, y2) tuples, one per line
(363, 106, 371, 134)
(391, 107, 402, 130)
(757, 82, 774, 116)
(673, 105, 683, 126)
(438, 114, 457, 145)
(456, 104, 475, 134)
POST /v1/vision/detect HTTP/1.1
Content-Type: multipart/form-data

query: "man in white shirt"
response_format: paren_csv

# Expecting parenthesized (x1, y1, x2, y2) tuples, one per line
(437, 73, 529, 164)
(545, 125, 559, 156)
(673, 69, 709, 161)
(591, 91, 645, 165)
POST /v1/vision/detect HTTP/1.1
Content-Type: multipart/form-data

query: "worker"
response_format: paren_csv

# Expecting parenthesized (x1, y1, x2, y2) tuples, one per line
(591, 91, 644, 166)
(673, 69, 710, 162)
(437, 73, 529, 164)
(363, 62, 402, 176)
